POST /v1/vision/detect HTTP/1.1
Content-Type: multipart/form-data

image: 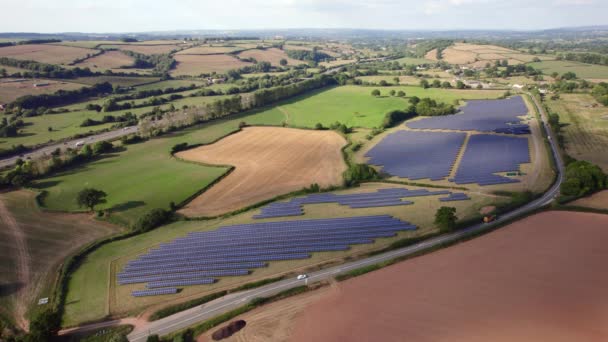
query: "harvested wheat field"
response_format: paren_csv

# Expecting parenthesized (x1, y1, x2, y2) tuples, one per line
(73, 50, 135, 71)
(571, 190, 608, 210)
(290, 211, 608, 342)
(0, 78, 84, 103)
(0, 44, 97, 65)
(237, 48, 304, 66)
(171, 54, 252, 76)
(176, 46, 244, 55)
(116, 44, 181, 55)
(177, 127, 347, 217)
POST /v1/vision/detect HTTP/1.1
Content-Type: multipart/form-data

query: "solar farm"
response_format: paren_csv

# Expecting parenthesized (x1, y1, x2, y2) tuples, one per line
(119, 216, 418, 296)
(365, 96, 535, 186)
(254, 188, 470, 219)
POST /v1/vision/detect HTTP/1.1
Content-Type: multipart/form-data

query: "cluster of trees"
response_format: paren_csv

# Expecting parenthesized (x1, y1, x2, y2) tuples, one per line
(0, 117, 24, 137)
(285, 49, 332, 63)
(121, 51, 176, 74)
(558, 52, 608, 66)
(80, 112, 137, 127)
(414, 40, 453, 58)
(484, 63, 540, 78)
(0, 38, 61, 48)
(227, 61, 273, 77)
(112, 84, 200, 101)
(6, 82, 113, 111)
(382, 109, 417, 128)
(420, 79, 454, 89)
(343, 163, 379, 186)
(0, 144, 28, 159)
(560, 160, 607, 198)
(411, 97, 457, 116)
(99, 93, 183, 112)
(0, 141, 115, 188)
(314, 121, 353, 134)
(0, 56, 97, 79)
(592, 82, 608, 106)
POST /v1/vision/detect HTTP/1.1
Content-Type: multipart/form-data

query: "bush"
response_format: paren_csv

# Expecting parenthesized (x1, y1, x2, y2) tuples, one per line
(560, 160, 607, 197)
(435, 206, 457, 232)
(92, 140, 114, 155)
(171, 142, 189, 154)
(382, 107, 416, 128)
(343, 164, 378, 186)
(133, 208, 171, 233)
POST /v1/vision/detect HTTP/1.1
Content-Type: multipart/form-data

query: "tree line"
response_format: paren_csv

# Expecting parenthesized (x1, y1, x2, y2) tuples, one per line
(6, 82, 113, 110)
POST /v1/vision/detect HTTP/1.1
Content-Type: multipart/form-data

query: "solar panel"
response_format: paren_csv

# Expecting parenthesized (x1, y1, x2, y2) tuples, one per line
(406, 96, 530, 134)
(132, 288, 178, 297)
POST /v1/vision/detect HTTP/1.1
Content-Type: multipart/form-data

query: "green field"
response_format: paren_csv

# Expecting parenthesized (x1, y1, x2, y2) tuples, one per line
(62, 182, 504, 326)
(73, 76, 161, 87)
(258, 85, 504, 128)
(528, 60, 608, 80)
(32, 108, 285, 226)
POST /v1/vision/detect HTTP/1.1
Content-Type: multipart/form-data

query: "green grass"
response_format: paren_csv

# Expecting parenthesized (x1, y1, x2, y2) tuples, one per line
(73, 76, 161, 87)
(133, 80, 208, 91)
(32, 109, 286, 227)
(528, 60, 608, 79)
(257, 85, 503, 128)
(393, 57, 435, 65)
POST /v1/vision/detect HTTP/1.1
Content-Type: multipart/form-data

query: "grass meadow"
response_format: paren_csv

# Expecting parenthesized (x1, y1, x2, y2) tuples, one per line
(528, 60, 608, 80)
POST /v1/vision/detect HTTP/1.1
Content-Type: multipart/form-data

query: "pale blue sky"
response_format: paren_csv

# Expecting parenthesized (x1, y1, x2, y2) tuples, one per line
(1, 0, 607, 33)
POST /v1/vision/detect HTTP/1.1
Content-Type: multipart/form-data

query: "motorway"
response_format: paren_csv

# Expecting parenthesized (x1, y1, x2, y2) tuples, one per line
(0, 126, 138, 169)
(127, 92, 565, 341)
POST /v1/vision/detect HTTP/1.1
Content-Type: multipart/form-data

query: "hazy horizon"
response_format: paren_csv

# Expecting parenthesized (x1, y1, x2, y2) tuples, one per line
(1, 0, 607, 33)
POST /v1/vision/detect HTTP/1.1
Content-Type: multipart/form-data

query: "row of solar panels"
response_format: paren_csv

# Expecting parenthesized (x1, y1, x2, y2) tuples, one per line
(366, 131, 530, 186)
(255, 188, 457, 219)
(122, 216, 418, 296)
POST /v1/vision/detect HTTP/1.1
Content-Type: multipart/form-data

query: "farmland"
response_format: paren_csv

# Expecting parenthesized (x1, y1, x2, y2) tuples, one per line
(62, 182, 502, 325)
(256, 85, 504, 128)
(545, 93, 608, 171)
(171, 55, 252, 76)
(72, 50, 136, 72)
(0, 78, 85, 103)
(237, 48, 304, 66)
(176, 46, 245, 55)
(177, 127, 347, 217)
(0, 189, 121, 329)
(528, 60, 608, 80)
(290, 211, 608, 342)
(0, 44, 97, 65)
(438, 42, 554, 68)
(99, 44, 183, 55)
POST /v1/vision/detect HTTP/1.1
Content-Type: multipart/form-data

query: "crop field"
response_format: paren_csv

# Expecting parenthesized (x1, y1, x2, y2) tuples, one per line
(290, 211, 608, 342)
(528, 60, 608, 80)
(171, 55, 252, 76)
(545, 93, 608, 171)
(0, 78, 84, 103)
(61, 182, 503, 325)
(72, 50, 135, 72)
(319, 59, 356, 68)
(99, 44, 181, 55)
(438, 43, 552, 67)
(0, 190, 121, 329)
(237, 48, 304, 66)
(177, 127, 347, 217)
(31, 108, 287, 227)
(570, 190, 608, 210)
(53, 41, 124, 49)
(132, 79, 208, 91)
(176, 46, 244, 55)
(256, 85, 503, 128)
(0, 44, 98, 65)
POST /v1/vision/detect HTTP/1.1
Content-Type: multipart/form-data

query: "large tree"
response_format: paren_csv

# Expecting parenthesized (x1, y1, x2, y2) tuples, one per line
(435, 206, 458, 232)
(76, 188, 107, 212)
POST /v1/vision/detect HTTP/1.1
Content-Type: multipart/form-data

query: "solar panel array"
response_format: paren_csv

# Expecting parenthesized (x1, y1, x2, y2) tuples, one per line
(450, 134, 531, 186)
(365, 131, 466, 181)
(254, 187, 457, 219)
(439, 193, 470, 202)
(121, 216, 417, 295)
(406, 96, 530, 134)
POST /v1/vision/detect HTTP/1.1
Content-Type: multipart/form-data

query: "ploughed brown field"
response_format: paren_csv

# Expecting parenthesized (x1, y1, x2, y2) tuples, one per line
(177, 127, 347, 217)
(171, 54, 252, 76)
(237, 48, 304, 66)
(290, 211, 608, 342)
(0, 44, 96, 65)
(571, 190, 608, 210)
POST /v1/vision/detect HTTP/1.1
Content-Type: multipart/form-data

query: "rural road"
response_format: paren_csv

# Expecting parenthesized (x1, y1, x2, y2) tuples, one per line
(125, 92, 565, 341)
(0, 126, 138, 169)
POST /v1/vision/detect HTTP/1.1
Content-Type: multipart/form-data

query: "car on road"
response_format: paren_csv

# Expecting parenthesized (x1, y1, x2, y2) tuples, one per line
(296, 274, 308, 280)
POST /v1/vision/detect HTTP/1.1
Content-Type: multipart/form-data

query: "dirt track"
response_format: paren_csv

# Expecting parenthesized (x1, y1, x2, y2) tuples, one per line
(290, 211, 608, 342)
(177, 127, 347, 217)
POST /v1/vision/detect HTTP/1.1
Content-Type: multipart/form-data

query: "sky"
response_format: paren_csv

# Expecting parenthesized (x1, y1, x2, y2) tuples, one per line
(1, 0, 607, 33)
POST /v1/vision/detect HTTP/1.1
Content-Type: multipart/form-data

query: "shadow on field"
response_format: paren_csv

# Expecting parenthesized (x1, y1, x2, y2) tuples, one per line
(0, 282, 24, 297)
(110, 201, 146, 213)
(33, 180, 62, 189)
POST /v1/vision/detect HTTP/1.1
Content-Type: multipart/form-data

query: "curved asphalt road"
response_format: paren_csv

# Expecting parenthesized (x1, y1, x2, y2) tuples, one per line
(0, 126, 138, 169)
(126, 93, 564, 341)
